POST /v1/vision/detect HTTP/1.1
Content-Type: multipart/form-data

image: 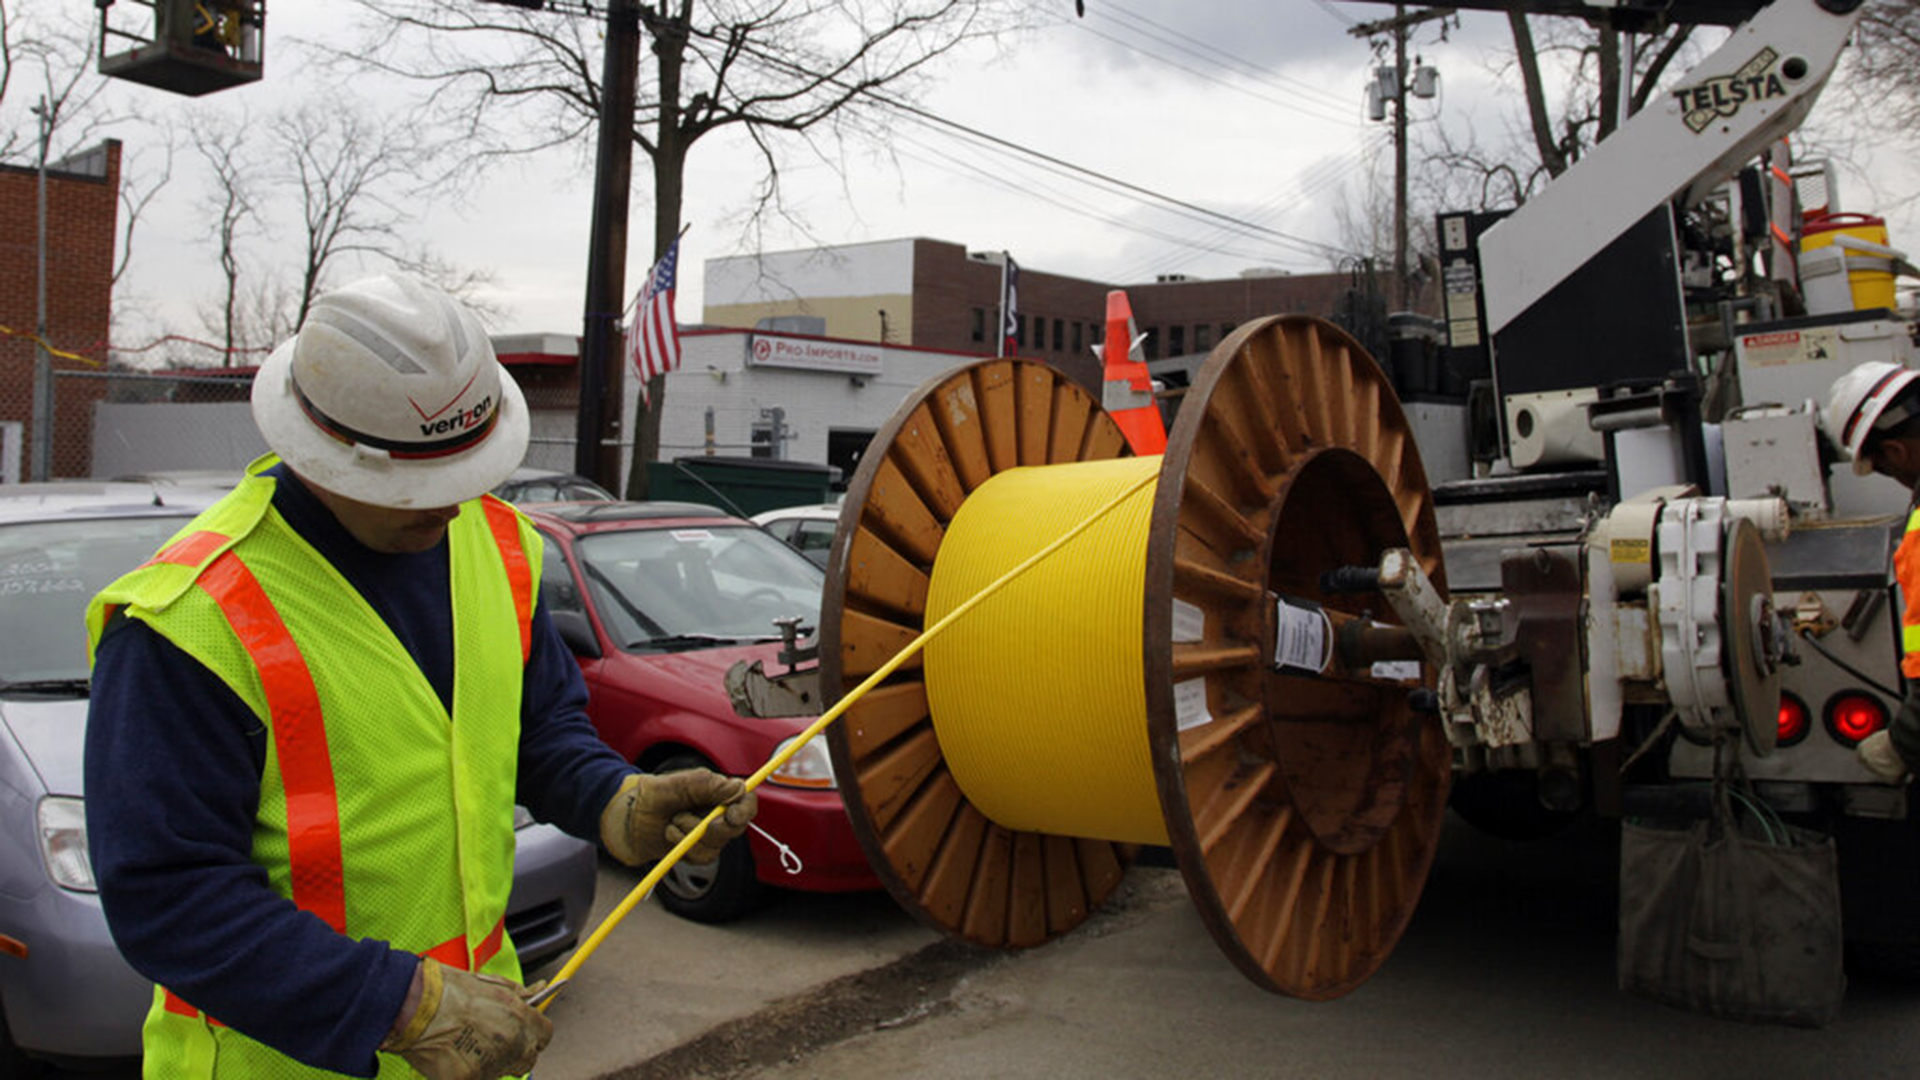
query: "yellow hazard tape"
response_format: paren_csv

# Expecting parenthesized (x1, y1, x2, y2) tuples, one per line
(0, 324, 102, 367)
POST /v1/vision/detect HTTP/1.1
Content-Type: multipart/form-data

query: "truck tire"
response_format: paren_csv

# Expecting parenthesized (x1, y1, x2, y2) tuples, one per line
(652, 754, 768, 924)
(1448, 771, 1579, 842)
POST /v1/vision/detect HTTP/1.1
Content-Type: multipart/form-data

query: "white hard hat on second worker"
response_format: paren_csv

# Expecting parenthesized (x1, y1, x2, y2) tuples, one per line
(1827, 360, 1920, 476)
(251, 273, 529, 508)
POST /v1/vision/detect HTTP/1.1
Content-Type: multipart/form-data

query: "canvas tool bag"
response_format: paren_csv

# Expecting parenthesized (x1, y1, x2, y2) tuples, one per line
(1617, 781, 1845, 1027)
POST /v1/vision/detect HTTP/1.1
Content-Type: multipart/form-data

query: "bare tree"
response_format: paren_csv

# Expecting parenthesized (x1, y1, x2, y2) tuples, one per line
(331, 0, 1036, 493)
(269, 104, 433, 326)
(0, 2, 119, 164)
(114, 133, 176, 287)
(1426, 12, 1697, 208)
(190, 113, 261, 366)
(1845, 1, 1920, 134)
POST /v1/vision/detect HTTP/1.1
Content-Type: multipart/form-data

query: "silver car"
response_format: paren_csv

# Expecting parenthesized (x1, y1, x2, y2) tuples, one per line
(0, 483, 596, 1072)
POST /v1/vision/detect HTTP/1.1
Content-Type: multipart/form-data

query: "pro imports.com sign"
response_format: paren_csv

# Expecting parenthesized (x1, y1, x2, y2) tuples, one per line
(747, 334, 883, 376)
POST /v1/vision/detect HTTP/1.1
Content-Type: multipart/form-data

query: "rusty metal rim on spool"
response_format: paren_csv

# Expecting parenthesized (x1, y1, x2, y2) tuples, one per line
(1142, 313, 1452, 999)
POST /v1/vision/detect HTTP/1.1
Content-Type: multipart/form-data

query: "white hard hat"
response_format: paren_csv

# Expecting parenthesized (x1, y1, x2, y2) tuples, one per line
(251, 273, 529, 508)
(1826, 360, 1920, 476)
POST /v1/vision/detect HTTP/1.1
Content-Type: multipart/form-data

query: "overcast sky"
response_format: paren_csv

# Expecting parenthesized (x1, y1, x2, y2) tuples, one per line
(49, 2, 1915, 358)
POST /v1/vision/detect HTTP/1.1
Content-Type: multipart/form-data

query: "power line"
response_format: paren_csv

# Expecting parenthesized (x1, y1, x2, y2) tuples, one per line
(721, 36, 1353, 262)
(1091, 2, 1360, 118)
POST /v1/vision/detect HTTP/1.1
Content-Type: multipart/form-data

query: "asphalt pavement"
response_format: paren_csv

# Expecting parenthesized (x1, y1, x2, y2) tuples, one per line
(54, 814, 1920, 1079)
(560, 814, 1920, 1080)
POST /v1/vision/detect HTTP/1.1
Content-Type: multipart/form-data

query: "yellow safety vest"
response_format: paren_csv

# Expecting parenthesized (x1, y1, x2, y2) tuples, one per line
(86, 459, 540, 1078)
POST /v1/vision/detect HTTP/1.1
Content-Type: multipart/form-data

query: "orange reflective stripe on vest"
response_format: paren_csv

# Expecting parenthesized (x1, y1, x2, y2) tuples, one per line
(423, 915, 508, 973)
(1899, 508, 1920, 680)
(481, 498, 534, 662)
(199, 550, 348, 933)
(149, 530, 231, 569)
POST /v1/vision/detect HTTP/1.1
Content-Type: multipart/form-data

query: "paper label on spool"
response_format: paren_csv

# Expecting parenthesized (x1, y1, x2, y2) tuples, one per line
(1273, 598, 1331, 674)
(1171, 598, 1205, 643)
(1173, 677, 1212, 731)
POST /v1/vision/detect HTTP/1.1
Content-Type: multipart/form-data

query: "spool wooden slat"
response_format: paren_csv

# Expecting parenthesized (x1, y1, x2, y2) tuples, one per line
(846, 528, 930, 621)
(894, 403, 968, 521)
(843, 681, 931, 759)
(866, 457, 945, 566)
(837, 610, 922, 679)
(882, 770, 963, 891)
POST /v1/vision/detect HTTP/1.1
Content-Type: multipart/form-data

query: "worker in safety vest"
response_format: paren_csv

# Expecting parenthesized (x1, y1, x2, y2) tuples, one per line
(84, 274, 757, 1080)
(1828, 359, 1920, 784)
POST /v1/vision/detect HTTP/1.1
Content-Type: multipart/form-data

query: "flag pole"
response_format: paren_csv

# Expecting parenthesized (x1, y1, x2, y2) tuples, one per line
(996, 252, 1009, 359)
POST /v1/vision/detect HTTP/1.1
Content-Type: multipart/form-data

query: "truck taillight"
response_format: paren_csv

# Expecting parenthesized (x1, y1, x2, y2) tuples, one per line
(1825, 692, 1888, 746)
(1777, 693, 1810, 748)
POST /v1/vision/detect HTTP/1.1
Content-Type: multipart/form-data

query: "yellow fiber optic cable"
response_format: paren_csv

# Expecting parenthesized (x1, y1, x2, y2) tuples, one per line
(532, 464, 1160, 1012)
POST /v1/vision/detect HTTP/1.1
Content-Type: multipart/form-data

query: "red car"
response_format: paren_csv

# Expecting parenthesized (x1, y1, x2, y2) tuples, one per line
(525, 501, 879, 921)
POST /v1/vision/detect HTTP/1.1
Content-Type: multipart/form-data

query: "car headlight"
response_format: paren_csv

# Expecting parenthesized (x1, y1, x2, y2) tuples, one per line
(38, 796, 96, 892)
(768, 733, 837, 790)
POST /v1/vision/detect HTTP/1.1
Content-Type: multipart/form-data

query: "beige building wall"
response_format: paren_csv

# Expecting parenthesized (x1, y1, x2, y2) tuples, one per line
(704, 294, 916, 345)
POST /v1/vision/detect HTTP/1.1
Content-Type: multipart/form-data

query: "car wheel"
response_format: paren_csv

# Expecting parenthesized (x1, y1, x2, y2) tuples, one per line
(653, 755, 768, 924)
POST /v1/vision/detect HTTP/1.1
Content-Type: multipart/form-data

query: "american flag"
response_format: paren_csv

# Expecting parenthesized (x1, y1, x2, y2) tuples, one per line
(1000, 255, 1019, 357)
(626, 237, 682, 399)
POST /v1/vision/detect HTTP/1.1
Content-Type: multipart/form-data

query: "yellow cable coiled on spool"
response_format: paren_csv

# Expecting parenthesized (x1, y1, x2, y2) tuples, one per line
(923, 455, 1168, 845)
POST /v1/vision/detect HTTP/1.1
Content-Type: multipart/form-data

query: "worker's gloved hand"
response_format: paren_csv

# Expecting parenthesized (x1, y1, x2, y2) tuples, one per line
(600, 769, 757, 866)
(382, 958, 552, 1080)
(1858, 730, 1911, 784)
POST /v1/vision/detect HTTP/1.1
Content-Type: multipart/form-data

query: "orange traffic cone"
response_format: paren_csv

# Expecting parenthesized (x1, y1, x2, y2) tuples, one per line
(1099, 290, 1166, 455)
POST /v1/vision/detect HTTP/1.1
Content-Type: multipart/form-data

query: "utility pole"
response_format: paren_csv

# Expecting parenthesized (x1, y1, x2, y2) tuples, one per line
(31, 97, 52, 482)
(1350, 7, 1448, 312)
(575, 0, 640, 489)
(1393, 3, 1409, 310)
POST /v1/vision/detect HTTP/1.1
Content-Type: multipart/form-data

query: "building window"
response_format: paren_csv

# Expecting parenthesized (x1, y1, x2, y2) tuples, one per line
(1221, 322, 1235, 342)
(971, 308, 986, 343)
(1072, 321, 1083, 355)
(1195, 323, 1212, 351)
(1016, 314, 1028, 348)
(1052, 318, 1064, 352)
(1144, 328, 1159, 360)
(1169, 325, 1185, 356)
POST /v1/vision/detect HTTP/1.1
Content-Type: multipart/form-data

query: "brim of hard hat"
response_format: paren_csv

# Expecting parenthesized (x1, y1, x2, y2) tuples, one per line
(250, 339, 531, 509)
(1847, 368, 1920, 476)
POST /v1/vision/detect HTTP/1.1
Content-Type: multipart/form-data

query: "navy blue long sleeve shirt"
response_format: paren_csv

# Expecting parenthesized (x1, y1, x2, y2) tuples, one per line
(84, 466, 632, 1076)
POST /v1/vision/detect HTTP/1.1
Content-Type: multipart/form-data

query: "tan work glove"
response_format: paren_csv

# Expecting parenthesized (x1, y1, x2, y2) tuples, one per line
(1858, 730, 1911, 784)
(600, 769, 757, 867)
(382, 958, 552, 1080)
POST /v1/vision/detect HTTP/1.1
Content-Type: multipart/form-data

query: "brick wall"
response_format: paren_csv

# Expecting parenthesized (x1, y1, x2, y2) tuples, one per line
(0, 139, 120, 479)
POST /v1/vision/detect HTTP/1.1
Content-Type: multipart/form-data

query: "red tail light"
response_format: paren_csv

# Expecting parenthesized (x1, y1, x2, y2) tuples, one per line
(1825, 692, 1889, 746)
(1776, 693, 1810, 748)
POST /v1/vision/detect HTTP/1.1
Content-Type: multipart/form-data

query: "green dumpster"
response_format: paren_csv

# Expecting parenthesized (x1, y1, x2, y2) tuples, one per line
(645, 456, 840, 518)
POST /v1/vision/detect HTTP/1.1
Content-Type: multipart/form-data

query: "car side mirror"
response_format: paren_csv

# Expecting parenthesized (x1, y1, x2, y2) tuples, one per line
(551, 609, 602, 659)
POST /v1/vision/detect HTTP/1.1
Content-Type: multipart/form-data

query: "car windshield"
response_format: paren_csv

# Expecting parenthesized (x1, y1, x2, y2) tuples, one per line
(0, 515, 190, 687)
(573, 524, 825, 649)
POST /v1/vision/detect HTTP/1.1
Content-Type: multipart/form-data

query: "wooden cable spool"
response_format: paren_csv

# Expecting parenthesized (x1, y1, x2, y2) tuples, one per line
(819, 314, 1452, 998)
